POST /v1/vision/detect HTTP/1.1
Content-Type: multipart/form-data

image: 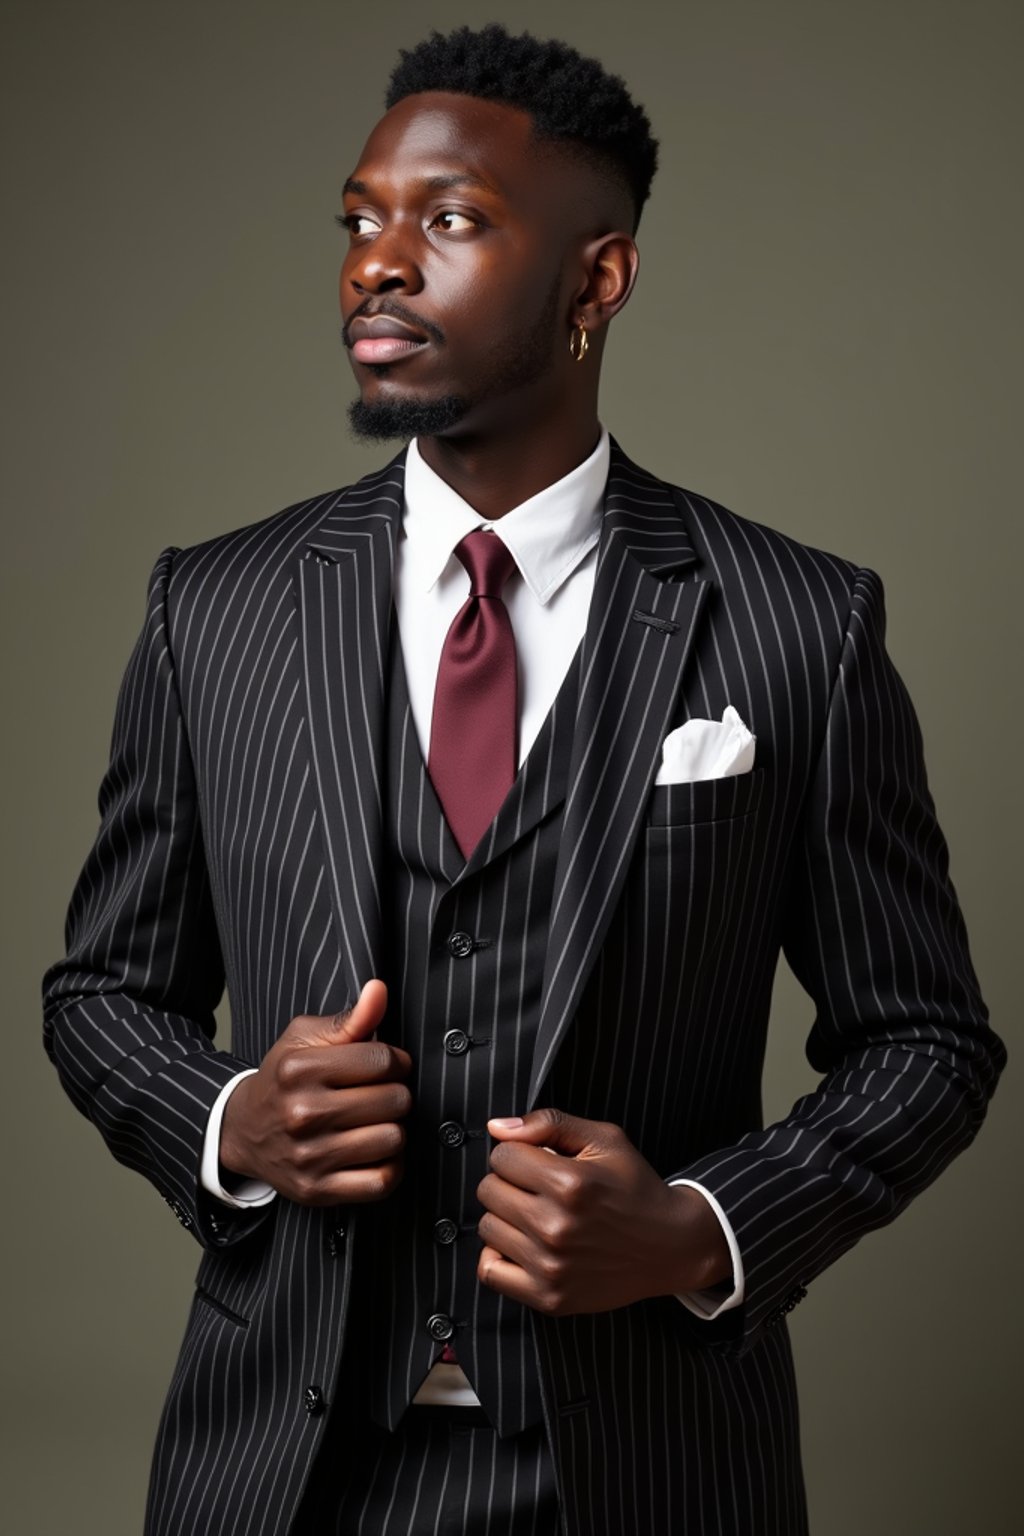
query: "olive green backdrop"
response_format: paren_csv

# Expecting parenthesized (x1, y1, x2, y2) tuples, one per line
(3, 1, 1020, 1531)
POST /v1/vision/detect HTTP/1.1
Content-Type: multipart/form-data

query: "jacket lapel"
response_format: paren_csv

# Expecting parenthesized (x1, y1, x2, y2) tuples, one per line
(527, 441, 712, 1108)
(295, 450, 405, 1005)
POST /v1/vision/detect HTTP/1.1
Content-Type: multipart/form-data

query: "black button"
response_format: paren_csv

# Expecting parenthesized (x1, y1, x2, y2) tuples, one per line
(427, 1312, 455, 1342)
(443, 1029, 470, 1056)
(434, 1218, 459, 1245)
(326, 1223, 347, 1258)
(447, 931, 474, 958)
(304, 1384, 326, 1416)
(167, 1198, 192, 1230)
(780, 1283, 808, 1315)
(438, 1120, 466, 1148)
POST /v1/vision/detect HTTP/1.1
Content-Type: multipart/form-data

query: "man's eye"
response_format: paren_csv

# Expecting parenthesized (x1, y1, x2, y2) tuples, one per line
(336, 213, 380, 236)
(431, 210, 477, 232)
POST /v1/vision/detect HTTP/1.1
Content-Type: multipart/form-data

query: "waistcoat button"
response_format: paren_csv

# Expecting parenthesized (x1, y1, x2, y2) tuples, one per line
(447, 931, 474, 958)
(427, 1312, 455, 1341)
(433, 1218, 459, 1245)
(438, 1120, 466, 1148)
(303, 1384, 326, 1416)
(443, 1029, 470, 1055)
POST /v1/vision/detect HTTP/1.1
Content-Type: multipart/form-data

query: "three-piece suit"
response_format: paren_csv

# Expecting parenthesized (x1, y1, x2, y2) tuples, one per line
(43, 437, 1004, 1534)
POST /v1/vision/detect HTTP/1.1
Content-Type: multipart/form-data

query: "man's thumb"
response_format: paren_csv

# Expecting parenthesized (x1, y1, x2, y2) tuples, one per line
(486, 1107, 609, 1158)
(330, 979, 388, 1044)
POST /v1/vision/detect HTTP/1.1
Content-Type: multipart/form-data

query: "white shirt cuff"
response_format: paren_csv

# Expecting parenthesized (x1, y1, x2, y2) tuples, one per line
(201, 1069, 277, 1208)
(667, 1178, 745, 1319)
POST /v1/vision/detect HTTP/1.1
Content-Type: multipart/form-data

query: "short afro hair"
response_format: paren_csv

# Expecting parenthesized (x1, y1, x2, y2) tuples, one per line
(385, 23, 659, 233)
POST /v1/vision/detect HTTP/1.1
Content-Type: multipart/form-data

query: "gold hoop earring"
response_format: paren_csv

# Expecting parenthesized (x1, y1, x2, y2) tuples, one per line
(569, 321, 589, 362)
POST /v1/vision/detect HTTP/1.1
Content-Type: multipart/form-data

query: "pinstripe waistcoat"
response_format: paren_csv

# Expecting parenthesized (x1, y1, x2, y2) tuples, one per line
(42, 438, 1004, 1536)
(351, 622, 579, 1437)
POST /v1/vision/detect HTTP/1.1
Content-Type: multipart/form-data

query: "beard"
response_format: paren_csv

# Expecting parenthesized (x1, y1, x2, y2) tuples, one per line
(346, 271, 563, 444)
(348, 390, 468, 442)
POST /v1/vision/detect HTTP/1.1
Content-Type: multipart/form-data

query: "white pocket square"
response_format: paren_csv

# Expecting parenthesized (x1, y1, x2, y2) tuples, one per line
(655, 706, 756, 785)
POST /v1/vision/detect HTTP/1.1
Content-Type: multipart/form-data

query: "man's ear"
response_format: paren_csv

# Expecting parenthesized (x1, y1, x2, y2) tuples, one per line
(574, 232, 640, 332)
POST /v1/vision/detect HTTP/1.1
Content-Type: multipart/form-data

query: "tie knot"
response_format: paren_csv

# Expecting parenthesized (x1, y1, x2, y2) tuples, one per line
(455, 530, 517, 599)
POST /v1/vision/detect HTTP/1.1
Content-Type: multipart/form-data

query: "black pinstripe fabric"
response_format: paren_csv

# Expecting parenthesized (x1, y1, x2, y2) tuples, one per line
(293, 1403, 560, 1536)
(352, 626, 578, 1436)
(42, 438, 1004, 1535)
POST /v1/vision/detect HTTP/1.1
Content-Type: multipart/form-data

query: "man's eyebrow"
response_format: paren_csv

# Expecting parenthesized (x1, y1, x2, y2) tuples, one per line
(341, 172, 500, 198)
(422, 172, 499, 195)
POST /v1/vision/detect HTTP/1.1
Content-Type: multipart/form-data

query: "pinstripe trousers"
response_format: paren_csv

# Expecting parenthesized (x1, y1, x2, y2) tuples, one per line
(291, 1400, 561, 1535)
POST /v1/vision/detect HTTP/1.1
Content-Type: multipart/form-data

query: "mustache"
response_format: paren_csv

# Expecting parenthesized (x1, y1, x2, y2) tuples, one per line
(340, 298, 445, 348)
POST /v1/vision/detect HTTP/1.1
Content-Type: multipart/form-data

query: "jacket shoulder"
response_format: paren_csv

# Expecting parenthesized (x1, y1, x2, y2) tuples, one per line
(667, 478, 864, 596)
(156, 454, 404, 615)
(173, 456, 403, 575)
(610, 442, 866, 604)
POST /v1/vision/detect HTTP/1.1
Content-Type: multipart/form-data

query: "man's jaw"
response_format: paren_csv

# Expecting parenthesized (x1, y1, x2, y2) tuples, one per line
(347, 391, 468, 442)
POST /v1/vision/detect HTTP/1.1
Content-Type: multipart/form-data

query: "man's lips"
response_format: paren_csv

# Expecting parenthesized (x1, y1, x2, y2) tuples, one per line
(348, 313, 431, 364)
(351, 335, 429, 363)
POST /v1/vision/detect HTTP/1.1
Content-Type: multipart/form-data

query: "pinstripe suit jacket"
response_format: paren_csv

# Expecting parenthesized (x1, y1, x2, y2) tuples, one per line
(43, 438, 1004, 1535)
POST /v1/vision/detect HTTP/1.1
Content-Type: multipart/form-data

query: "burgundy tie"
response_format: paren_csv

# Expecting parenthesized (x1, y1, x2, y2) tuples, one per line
(428, 529, 519, 861)
(429, 531, 517, 1368)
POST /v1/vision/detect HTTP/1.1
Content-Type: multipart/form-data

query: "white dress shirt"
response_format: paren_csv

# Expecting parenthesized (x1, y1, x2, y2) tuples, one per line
(201, 425, 744, 1407)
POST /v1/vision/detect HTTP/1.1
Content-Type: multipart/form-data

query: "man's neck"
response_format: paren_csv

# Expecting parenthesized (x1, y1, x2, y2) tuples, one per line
(414, 414, 603, 521)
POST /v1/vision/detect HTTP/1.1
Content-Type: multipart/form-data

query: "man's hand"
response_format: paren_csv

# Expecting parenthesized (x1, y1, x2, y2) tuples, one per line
(476, 1109, 732, 1315)
(219, 980, 412, 1205)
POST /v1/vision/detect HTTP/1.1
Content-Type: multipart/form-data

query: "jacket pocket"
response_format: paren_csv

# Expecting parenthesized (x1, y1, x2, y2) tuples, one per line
(646, 765, 764, 828)
(194, 1286, 251, 1328)
(191, 1216, 274, 1326)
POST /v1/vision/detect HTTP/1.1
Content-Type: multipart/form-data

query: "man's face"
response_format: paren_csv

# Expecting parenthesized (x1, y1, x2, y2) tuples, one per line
(338, 92, 578, 441)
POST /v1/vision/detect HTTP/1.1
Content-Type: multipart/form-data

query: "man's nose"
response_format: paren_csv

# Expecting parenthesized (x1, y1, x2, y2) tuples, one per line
(348, 230, 423, 296)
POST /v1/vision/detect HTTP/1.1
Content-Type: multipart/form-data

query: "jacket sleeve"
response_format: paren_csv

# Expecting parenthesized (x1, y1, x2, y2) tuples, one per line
(667, 566, 1006, 1353)
(42, 548, 270, 1251)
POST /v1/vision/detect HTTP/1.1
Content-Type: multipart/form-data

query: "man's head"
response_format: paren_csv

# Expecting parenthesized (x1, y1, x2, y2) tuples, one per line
(339, 24, 659, 443)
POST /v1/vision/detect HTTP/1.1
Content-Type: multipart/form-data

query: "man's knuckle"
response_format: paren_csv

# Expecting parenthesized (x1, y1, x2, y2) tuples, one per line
(377, 1159, 403, 1195)
(543, 1214, 571, 1248)
(276, 1052, 305, 1089)
(284, 1098, 314, 1135)
(558, 1170, 585, 1207)
(293, 1169, 318, 1202)
(382, 1122, 405, 1154)
(385, 1161, 404, 1192)
(390, 1084, 413, 1117)
(353, 1043, 386, 1078)
(385, 1046, 409, 1078)
(537, 1251, 562, 1283)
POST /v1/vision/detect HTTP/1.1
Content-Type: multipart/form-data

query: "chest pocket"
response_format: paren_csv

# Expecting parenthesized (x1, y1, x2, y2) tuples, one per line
(645, 764, 765, 828)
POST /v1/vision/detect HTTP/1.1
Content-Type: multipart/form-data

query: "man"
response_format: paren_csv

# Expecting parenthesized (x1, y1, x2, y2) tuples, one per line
(43, 22, 1004, 1536)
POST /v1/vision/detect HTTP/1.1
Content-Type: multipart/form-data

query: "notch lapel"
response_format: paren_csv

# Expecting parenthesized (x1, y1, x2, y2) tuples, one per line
(527, 443, 712, 1108)
(295, 452, 405, 1005)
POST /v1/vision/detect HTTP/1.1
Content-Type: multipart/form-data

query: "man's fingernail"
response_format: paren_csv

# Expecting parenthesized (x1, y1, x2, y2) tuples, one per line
(489, 1116, 524, 1130)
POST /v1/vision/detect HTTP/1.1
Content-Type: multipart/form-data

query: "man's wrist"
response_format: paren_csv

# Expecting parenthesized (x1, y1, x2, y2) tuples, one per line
(218, 1070, 259, 1179)
(660, 1183, 733, 1295)
(201, 1070, 276, 1208)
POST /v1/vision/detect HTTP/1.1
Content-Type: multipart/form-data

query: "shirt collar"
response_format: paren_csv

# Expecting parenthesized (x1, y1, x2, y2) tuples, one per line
(401, 427, 609, 604)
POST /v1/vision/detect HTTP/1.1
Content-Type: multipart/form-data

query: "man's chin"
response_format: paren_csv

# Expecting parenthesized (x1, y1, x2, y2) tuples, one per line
(348, 393, 468, 443)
